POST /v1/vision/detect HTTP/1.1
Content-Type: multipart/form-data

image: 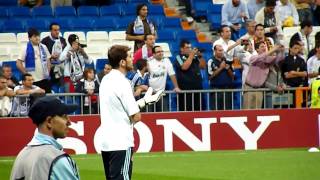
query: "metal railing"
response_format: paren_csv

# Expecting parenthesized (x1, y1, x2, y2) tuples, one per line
(4, 87, 311, 117)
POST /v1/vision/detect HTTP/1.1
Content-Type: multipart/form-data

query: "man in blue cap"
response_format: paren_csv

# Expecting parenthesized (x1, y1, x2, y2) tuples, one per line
(11, 96, 80, 180)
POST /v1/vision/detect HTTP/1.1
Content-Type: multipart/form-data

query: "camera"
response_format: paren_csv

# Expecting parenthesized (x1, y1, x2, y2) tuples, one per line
(241, 39, 249, 46)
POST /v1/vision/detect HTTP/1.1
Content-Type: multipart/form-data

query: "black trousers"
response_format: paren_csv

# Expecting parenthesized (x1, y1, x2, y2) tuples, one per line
(101, 148, 133, 180)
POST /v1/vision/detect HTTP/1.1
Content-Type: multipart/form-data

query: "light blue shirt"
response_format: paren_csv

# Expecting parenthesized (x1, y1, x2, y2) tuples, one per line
(28, 132, 80, 180)
(247, 0, 264, 19)
(221, 0, 249, 26)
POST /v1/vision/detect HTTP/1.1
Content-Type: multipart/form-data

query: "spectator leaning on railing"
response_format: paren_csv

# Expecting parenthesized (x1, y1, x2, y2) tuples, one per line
(1, 64, 19, 90)
(0, 75, 15, 117)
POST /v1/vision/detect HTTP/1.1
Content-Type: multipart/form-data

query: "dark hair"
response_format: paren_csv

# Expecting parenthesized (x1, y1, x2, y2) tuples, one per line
(108, 45, 131, 69)
(22, 73, 32, 81)
(265, 0, 276, 7)
(1, 64, 11, 70)
(300, 20, 313, 29)
(315, 31, 320, 46)
(83, 68, 94, 80)
(219, 25, 230, 34)
(318, 66, 320, 74)
(152, 45, 161, 54)
(135, 59, 147, 70)
(289, 40, 301, 48)
(254, 41, 265, 50)
(68, 34, 79, 45)
(49, 22, 59, 30)
(255, 23, 264, 31)
(28, 28, 40, 38)
(180, 39, 190, 48)
(144, 34, 153, 41)
(136, 3, 148, 15)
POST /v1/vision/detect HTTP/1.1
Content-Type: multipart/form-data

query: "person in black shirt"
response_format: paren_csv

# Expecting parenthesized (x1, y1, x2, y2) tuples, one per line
(175, 40, 206, 111)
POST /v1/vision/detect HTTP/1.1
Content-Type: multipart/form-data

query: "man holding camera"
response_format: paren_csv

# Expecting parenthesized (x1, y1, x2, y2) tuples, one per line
(175, 40, 206, 111)
(60, 34, 92, 92)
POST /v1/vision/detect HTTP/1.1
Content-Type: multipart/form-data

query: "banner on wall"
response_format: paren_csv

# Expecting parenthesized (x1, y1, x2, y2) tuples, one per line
(0, 109, 319, 156)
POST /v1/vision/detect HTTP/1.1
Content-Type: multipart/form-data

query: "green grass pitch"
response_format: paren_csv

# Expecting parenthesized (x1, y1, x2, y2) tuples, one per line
(1, 148, 320, 180)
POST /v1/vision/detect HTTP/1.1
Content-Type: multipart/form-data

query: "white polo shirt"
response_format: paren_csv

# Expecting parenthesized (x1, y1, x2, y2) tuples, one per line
(99, 69, 140, 151)
(148, 57, 175, 91)
(307, 55, 320, 85)
(213, 37, 237, 62)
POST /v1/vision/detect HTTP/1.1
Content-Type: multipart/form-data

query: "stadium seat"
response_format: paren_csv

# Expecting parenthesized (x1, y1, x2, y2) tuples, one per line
(162, 17, 181, 30)
(193, 1, 212, 17)
(100, 5, 122, 17)
(121, 5, 136, 16)
(84, 45, 106, 61)
(109, 31, 127, 42)
(63, 31, 86, 45)
(157, 30, 176, 42)
(96, 58, 108, 73)
(92, 18, 116, 31)
(148, 5, 165, 15)
(77, 6, 99, 17)
(155, 42, 172, 57)
(129, 0, 150, 3)
(32, 6, 53, 18)
(55, 6, 76, 17)
(2, 20, 24, 33)
(9, 7, 31, 19)
(209, 14, 222, 29)
(25, 19, 48, 32)
(87, 31, 109, 46)
(176, 30, 197, 41)
(9, 46, 21, 60)
(283, 27, 300, 37)
(150, 15, 165, 28)
(17, 33, 29, 47)
(70, 18, 94, 32)
(207, 4, 223, 15)
(48, 18, 72, 31)
(116, 17, 135, 29)
(0, 0, 17, 6)
(0, 47, 10, 61)
(0, 7, 8, 19)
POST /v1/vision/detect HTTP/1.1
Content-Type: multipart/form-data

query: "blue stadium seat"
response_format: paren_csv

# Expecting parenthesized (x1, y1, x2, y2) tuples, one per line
(0, 0, 18, 6)
(32, 6, 53, 18)
(93, 18, 116, 31)
(129, 0, 149, 3)
(209, 14, 222, 29)
(25, 19, 48, 32)
(78, 6, 99, 17)
(85, 62, 95, 69)
(207, 4, 223, 15)
(100, 5, 122, 16)
(150, 15, 164, 27)
(162, 17, 181, 30)
(49, 18, 72, 31)
(55, 6, 76, 17)
(2, 61, 22, 81)
(9, 7, 31, 19)
(192, 1, 212, 17)
(116, 17, 135, 29)
(148, 5, 164, 15)
(0, 7, 8, 19)
(176, 30, 197, 41)
(3, 19, 24, 33)
(121, 5, 136, 16)
(157, 30, 175, 42)
(96, 59, 108, 73)
(70, 18, 94, 32)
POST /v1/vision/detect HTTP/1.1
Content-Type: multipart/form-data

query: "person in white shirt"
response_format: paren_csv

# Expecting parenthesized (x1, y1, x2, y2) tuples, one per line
(307, 44, 320, 85)
(96, 45, 163, 180)
(276, 0, 299, 27)
(16, 28, 51, 93)
(0, 75, 15, 117)
(60, 34, 92, 92)
(148, 45, 181, 111)
(292, 20, 314, 60)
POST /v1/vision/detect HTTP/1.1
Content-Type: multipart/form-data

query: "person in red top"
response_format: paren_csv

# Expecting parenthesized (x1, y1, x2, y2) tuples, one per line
(133, 34, 155, 64)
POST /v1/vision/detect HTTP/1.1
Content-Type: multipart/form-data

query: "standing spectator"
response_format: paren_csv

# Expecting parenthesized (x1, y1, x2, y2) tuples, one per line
(208, 44, 235, 110)
(18, 0, 42, 8)
(247, 0, 265, 20)
(315, 1, 320, 25)
(276, 0, 299, 27)
(148, 46, 181, 111)
(126, 4, 157, 52)
(292, 20, 313, 59)
(238, 41, 255, 87)
(1, 65, 19, 89)
(221, 0, 249, 40)
(310, 67, 320, 108)
(241, 20, 257, 43)
(308, 31, 320, 59)
(11, 73, 45, 117)
(243, 43, 285, 109)
(127, 59, 149, 98)
(60, 34, 92, 93)
(51, 0, 72, 9)
(41, 23, 67, 93)
(255, 0, 283, 43)
(307, 44, 320, 85)
(96, 63, 112, 85)
(17, 28, 52, 93)
(175, 40, 206, 111)
(76, 68, 99, 114)
(0, 75, 15, 117)
(253, 24, 275, 51)
(10, 96, 80, 180)
(133, 34, 155, 64)
(281, 41, 308, 87)
(292, 0, 313, 23)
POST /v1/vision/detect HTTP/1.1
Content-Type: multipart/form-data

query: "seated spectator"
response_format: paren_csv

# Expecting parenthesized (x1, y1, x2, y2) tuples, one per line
(276, 0, 299, 27)
(222, 0, 249, 40)
(96, 63, 112, 85)
(148, 46, 181, 111)
(253, 24, 274, 51)
(247, 0, 264, 19)
(60, 34, 92, 93)
(133, 34, 155, 64)
(126, 3, 157, 52)
(311, 66, 320, 108)
(255, 0, 283, 43)
(127, 59, 149, 98)
(19, 0, 42, 8)
(16, 28, 52, 93)
(307, 44, 320, 85)
(175, 40, 206, 111)
(1, 65, 19, 89)
(41, 23, 67, 93)
(208, 44, 235, 110)
(12, 73, 45, 117)
(0, 75, 15, 117)
(291, 0, 313, 23)
(76, 68, 99, 114)
(292, 20, 313, 59)
(243, 43, 285, 109)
